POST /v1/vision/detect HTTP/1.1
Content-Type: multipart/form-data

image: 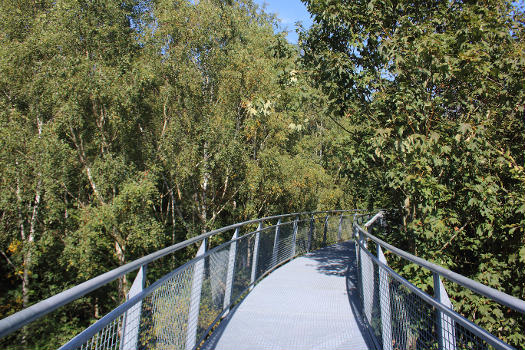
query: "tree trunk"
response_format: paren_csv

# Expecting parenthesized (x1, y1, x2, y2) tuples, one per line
(200, 141, 210, 234)
(115, 239, 128, 300)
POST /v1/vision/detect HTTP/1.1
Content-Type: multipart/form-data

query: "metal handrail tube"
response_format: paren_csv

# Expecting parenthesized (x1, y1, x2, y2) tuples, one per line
(0, 210, 359, 339)
(354, 224, 525, 314)
(356, 239, 515, 350)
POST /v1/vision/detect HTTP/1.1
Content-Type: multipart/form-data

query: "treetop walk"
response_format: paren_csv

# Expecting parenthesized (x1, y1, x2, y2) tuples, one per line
(1, 210, 524, 350)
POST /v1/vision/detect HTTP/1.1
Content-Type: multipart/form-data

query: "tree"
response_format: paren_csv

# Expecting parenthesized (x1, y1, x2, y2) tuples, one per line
(301, 0, 525, 346)
(0, 0, 165, 346)
(149, 0, 342, 235)
(0, 0, 341, 348)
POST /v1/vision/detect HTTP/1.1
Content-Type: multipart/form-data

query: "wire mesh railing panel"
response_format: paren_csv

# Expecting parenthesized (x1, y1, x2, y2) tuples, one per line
(70, 264, 196, 350)
(139, 264, 195, 350)
(312, 216, 325, 251)
(294, 219, 310, 256)
(275, 222, 295, 265)
(79, 315, 124, 350)
(339, 216, 353, 241)
(389, 278, 436, 350)
(325, 215, 340, 245)
(255, 227, 277, 278)
(231, 233, 255, 307)
(358, 245, 382, 342)
(453, 318, 500, 350)
(195, 244, 231, 343)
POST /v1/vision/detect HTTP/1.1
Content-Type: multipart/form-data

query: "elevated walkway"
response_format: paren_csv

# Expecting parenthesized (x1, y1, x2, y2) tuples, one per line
(204, 241, 374, 350)
(1, 211, 523, 350)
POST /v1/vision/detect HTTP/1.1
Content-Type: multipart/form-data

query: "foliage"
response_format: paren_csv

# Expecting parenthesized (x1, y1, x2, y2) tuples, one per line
(1, 0, 522, 348)
(301, 0, 525, 347)
(0, 0, 341, 348)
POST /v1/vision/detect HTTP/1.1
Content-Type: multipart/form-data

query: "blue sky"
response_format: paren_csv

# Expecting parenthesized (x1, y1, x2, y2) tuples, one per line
(254, 0, 313, 44)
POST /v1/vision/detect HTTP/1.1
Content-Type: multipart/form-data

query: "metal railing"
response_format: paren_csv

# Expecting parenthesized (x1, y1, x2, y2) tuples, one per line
(2, 210, 523, 350)
(353, 212, 525, 350)
(0, 210, 359, 350)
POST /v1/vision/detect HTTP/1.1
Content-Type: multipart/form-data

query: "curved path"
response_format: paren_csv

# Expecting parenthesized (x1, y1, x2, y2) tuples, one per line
(203, 241, 374, 350)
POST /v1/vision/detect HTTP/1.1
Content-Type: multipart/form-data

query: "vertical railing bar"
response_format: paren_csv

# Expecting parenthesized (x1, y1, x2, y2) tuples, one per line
(223, 228, 239, 313)
(250, 222, 262, 290)
(105, 319, 111, 350)
(307, 214, 314, 252)
(185, 239, 207, 350)
(91, 334, 98, 349)
(87, 330, 93, 350)
(291, 215, 299, 258)
(120, 264, 146, 350)
(112, 320, 118, 350)
(434, 272, 444, 350)
(106, 322, 112, 350)
(117, 317, 122, 350)
(108, 319, 114, 350)
(353, 214, 360, 268)
(359, 222, 374, 324)
(434, 272, 457, 350)
(272, 219, 281, 267)
(378, 245, 393, 350)
(98, 323, 105, 350)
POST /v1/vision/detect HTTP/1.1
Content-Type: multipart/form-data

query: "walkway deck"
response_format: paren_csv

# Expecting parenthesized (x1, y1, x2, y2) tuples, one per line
(203, 241, 374, 350)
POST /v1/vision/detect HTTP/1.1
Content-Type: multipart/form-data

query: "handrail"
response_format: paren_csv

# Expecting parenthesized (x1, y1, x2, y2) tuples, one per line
(0, 209, 360, 339)
(354, 217, 525, 314)
(356, 239, 514, 350)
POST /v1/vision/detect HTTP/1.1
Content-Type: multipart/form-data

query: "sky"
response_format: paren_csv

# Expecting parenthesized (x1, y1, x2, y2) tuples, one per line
(254, 0, 313, 44)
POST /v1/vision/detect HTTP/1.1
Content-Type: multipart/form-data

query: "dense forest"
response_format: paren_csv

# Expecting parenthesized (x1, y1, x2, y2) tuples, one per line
(0, 0, 523, 349)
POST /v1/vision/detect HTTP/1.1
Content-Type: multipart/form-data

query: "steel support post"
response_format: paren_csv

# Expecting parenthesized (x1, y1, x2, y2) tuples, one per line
(250, 222, 262, 289)
(359, 228, 373, 323)
(353, 214, 360, 267)
(121, 265, 146, 350)
(307, 215, 314, 251)
(434, 273, 456, 350)
(186, 239, 207, 350)
(354, 224, 360, 267)
(291, 216, 299, 258)
(377, 246, 392, 350)
(223, 228, 239, 312)
(272, 219, 281, 268)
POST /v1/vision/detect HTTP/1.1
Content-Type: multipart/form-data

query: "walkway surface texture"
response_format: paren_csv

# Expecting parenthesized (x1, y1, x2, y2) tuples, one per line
(203, 241, 374, 350)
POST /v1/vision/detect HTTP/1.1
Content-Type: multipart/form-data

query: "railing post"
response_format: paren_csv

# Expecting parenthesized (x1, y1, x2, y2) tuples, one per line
(377, 246, 392, 350)
(120, 265, 146, 350)
(360, 223, 368, 249)
(359, 227, 373, 324)
(337, 214, 344, 242)
(307, 215, 314, 252)
(185, 239, 207, 350)
(434, 273, 456, 350)
(223, 228, 239, 312)
(272, 219, 281, 267)
(250, 222, 262, 289)
(291, 215, 299, 258)
(353, 215, 360, 267)
(322, 215, 328, 246)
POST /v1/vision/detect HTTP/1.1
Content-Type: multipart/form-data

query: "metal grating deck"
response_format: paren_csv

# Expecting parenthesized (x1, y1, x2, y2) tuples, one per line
(202, 241, 374, 350)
